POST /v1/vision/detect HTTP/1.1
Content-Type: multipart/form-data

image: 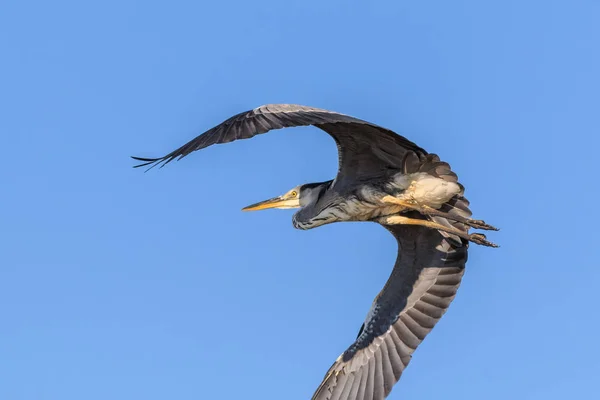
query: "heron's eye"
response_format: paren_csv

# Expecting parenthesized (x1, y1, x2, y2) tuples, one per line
(290, 191, 298, 197)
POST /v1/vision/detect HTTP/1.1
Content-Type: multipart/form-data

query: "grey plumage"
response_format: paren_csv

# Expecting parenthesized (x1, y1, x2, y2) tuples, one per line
(312, 225, 466, 400)
(132, 104, 425, 180)
(133, 104, 497, 400)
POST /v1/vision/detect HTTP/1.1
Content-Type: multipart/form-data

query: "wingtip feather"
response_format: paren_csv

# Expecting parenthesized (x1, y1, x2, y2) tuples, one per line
(130, 155, 166, 171)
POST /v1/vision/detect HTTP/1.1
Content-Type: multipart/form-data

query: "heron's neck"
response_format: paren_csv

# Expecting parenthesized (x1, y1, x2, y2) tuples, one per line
(292, 183, 403, 230)
(292, 182, 336, 230)
(293, 206, 339, 230)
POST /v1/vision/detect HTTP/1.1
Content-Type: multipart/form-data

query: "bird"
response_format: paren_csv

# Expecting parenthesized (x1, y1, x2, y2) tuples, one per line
(132, 104, 498, 400)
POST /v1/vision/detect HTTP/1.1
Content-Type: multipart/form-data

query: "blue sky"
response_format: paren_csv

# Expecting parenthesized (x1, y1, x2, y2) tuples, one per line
(1, 1, 599, 399)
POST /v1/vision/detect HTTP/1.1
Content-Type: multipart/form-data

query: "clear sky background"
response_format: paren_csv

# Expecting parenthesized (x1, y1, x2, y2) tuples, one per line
(1, 1, 599, 399)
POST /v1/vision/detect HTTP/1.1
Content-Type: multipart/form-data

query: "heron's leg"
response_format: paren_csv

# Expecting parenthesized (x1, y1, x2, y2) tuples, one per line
(380, 196, 498, 231)
(379, 215, 499, 248)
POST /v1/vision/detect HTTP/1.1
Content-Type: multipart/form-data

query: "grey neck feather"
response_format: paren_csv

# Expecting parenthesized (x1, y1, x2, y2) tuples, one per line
(292, 181, 334, 229)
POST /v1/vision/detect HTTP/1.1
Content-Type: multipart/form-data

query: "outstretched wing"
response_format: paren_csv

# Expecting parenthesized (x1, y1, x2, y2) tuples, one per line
(311, 221, 469, 400)
(132, 104, 426, 181)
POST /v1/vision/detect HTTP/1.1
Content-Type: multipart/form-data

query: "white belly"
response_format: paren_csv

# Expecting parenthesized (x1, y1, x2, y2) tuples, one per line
(389, 172, 462, 209)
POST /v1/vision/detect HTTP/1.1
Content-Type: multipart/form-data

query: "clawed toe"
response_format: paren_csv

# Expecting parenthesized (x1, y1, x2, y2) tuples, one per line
(467, 219, 499, 231)
(469, 233, 499, 248)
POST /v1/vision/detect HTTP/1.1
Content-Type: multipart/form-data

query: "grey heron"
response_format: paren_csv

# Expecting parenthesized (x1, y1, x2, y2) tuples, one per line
(132, 104, 498, 400)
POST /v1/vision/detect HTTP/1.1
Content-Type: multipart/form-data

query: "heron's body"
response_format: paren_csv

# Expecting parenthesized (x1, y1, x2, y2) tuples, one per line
(292, 172, 462, 230)
(133, 104, 498, 400)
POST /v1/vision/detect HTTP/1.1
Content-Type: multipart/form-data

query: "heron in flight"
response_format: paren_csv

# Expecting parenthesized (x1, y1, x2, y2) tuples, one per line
(132, 104, 498, 400)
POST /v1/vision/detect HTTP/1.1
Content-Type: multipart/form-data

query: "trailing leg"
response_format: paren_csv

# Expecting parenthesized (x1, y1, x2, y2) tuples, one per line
(378, 215, 499, 248)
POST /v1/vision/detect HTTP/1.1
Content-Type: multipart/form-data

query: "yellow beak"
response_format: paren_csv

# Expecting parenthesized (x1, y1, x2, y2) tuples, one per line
(242, 196, 300, 211)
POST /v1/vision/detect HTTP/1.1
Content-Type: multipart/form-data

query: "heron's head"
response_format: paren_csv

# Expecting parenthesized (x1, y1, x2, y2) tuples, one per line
(241, 182, 330, 212)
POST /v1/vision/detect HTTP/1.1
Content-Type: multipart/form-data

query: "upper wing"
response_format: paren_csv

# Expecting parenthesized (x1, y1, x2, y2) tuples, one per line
(132, 104, 426, 181)
(311, 221, 469, 400)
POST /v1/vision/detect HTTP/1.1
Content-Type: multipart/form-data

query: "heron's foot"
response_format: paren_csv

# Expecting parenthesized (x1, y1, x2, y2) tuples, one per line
(469, 233, 499, 248)
(380, 195, 499, 232)
(465, 219, 499, 231)
(379, 215, 499, 248)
